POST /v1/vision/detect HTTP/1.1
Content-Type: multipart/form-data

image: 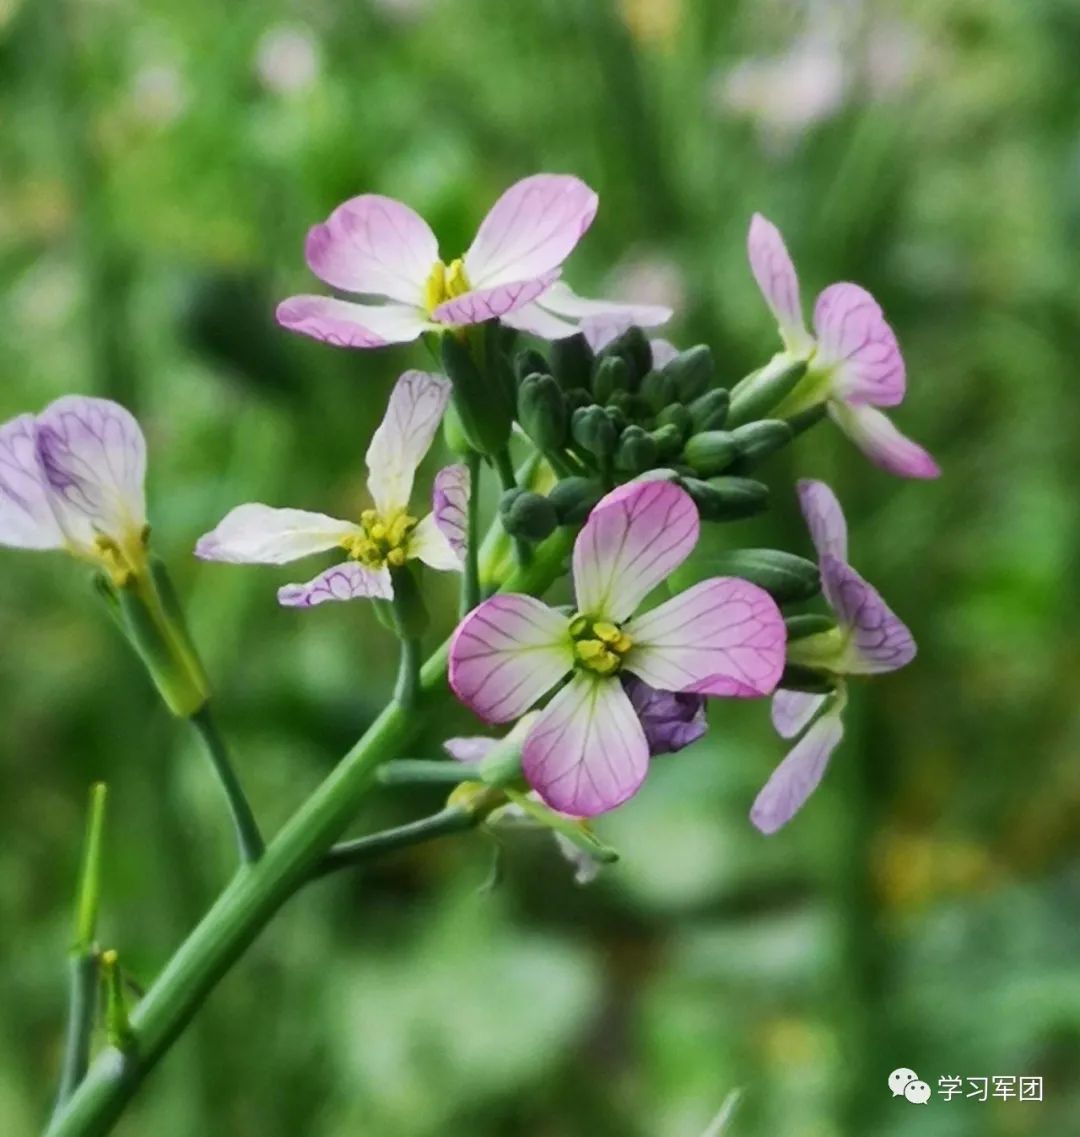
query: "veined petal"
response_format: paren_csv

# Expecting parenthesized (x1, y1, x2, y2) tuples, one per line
(432, 270, 558, 325)
(276, 296, 429, 349)
(796, 478, 848, 563)
(365, 370, 451, 515)
(747, 213, 813, 353)
(523, 673, 648, 817)
(771, 689, 827, 739)
(751, 706, 845, 834)
(432, 462, 469, 557)
(538, 280, 672, 325)
(821, 554, 916, 674)
(572, 480, 699, 623)
(278, 561, 392, 608)
(0, 414, 64, 550)
(622, 674, 707, 756)
(304, 194, 438, 305)
(464, 174, 598, 289)
(409, 514, 460, 571)
(501, 301, 580, 340)
(34, 397, 147, 552)
(449, 594, 573, 723)
(813, 283, 905, 407)
(624, 577, 785, 698)
(829, 403, 940, 480)
(195, 504, 358, 564)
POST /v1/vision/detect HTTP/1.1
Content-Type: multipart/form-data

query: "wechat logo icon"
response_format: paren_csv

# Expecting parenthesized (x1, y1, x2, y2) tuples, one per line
(889, 1068, 931, 1104)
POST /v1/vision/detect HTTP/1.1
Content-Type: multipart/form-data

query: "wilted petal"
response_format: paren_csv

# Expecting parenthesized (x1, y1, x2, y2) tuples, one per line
(622, 674, 707, 755)
(572, 480, 699, 623)
(771, 688, 826, 739)
(443, 736, 496, 763)
(432, 462, 469, 557)
(751, 707, 845, 834)
(0, 414, 64, 550)
(195, 504, 358, 564)
(829, 403, 940, 480)
(304, 194, 438, 305)
(747, 213, 813, 353)
(276, 295, 428, 348)
(449, 594, 573, 723)
(464, 174, 598, 289)
(523, 673, 648, 817)
(278, 561, 392, 608)
(34, 397, 146, 550)
(796, 478, 848, 563)
(625, 577, 785, 697)
(820, 554, 916, 674)
(813, 283, 905, 407)
(432, 271, 558, 325)
(365, 370, 452, 515)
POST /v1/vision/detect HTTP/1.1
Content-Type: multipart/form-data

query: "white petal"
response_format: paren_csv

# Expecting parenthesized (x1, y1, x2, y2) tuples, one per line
(278, 561, 392, 608)
(195, 504, 358, 564)
(501, 301, 581, 340)
(409, 513, 461, 571)
(0, 414, 65, 550)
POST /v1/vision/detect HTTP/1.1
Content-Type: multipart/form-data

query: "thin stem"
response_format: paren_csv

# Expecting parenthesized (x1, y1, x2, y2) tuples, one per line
(52, 955, 98, 1118)
(393, 637, 422, 708)
(312, 807, 477, 879)
(377, 759, 477, 787)
(461, 450, 482, 616)
(189, 707, 264, 866)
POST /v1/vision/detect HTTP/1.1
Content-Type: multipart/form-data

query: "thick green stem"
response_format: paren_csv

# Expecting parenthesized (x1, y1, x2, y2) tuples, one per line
(461, 450, 482, 616)
(189, 707, 264, 865)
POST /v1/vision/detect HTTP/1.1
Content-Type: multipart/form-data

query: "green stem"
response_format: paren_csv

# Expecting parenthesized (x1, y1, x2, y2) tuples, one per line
(461, 450, 482, 616)
(52, 955, 98, 1119)
(492, 447, 533, 567)
(393, 637, 422, 709)
(189, 707, 264, 866)
(376, 759, 477, 787)
(312, 807, 477, 879)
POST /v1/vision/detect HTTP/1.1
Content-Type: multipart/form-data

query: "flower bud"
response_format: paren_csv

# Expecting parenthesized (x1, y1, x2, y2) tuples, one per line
(687, 548, 820, 603)
(551, 333, 594, 391)
(592, 355, 631, 404)
(785, 613, 837, 641)
(622, 675, 706, 755)
(655, 403, 693, 441)
(779, 663, 837, 694)
(731, 419, 794, 465)
(514, 347, 551, 384)
(547, 476, 604, 524)
(499, 488, 558, 542)
(683, 430, 738, 477)
(571, 404, 618, 463)
(614, 425, 659, 474)
(689, 388, 730, 431)
(517, 373, 568, 451)
(648, 422, 684, 460)
(727, 357, 808, 428)
(659, 345, 715, 403)
(441, 333, 512, 456)
(598, 325, 652, 383)
(680, 476, 769, 521)
(639, 369, 676, 414)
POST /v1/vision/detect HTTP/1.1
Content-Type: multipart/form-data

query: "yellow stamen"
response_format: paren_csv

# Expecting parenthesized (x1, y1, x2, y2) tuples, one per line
(569, 614, 634, 676)
(341, 509, 419, 569)
(422, 257, 472, 316)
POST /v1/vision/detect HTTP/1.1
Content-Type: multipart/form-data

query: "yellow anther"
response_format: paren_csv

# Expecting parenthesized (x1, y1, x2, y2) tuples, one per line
(360, 509, 378, 526)
(593, 622, 621, 644)
(575, 639, 606, 662)
(369, 522, 387, 541)
(342, 509, 418, 569)
(568, 614, 589, 637)
(386, 547, 406, 568)
(570, 615, 633, 676)
(445, 258, 470, 299)
(423, 259, 448, 314)
(613, 632, 633, 653)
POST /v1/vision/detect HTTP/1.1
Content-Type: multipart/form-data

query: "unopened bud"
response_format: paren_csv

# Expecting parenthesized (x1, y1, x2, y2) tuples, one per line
(660, 345, 715, 402)
(655, 404, 693, 441)
(727, 357, 808, 428)
(689, 388, 730, 431)
(731, 419, 793, 466)
(547, 477, 604, 524)
(518, 373, 568, 451)
(778, 664, 837, 694)
(597, 325, 652, 382)
(680, 476, 769, 521)
(649, 422, 684, 460)
(592, 355, 631, 404)
(691, 548, 820, 603)
(499, 489, 558, 542)
(614, 425, 659, 474)
(571, 405, 618, 463)
(683, 430, 738, 477)
(785, 614, 837, 641)
(514, 347, 551, 384)
(639, 369, 676, 414)
(551, 333, 594, 391)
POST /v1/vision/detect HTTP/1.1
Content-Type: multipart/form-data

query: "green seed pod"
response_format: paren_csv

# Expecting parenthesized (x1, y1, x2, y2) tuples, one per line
(639, 369, 676, 414)
(514, 347, 551, 384)
(614, 425, 659, 474)
(660, 345, 715, 403)
(551, 333, 594, 391)
(499, 489, 559, 542)
(571, 404, 618, 463)
(785, 613, 838, 641)
(727, 357, 808, 428)
(689, 388, 730, 432)
(655, 403, 693, 441)
(649, 422, 684, 461)
(681, 476, 770, 521)
(547, 477, 604, 524)
(689, 548, 821, 604)
(592, 355, 631, 404)
(441, 334, 512, 457)
(731, 419, 794, 465)
(517, 373, 568, 451)
(683, 430, 738, 477)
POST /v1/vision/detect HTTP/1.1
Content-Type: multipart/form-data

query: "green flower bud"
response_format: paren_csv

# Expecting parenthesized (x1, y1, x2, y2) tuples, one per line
(499, 489, 559, 542)
(686, 549, 820, 603)
(547, 476, 604, 524)
(551, 333, 594, 391)
(639, 369, 676, 414)
(727, 357, 808, 428)
(731, 419, 794, 465)
(683, 430, 738, 476)
(778, 664, 837, 694)
(441, 334, 512, 456)
(786, 403, 828, 438)
(681, 476, 770, 521)
(786, 613, 838, 641)
(655, 403, 693, 441)
(598, 325, 652, 383)
(592, 355, 631, 404)
(614, 425, 659, 474)
(660, 345, 715, 403)
(689, 388, 730, 431)
(649, 422, 684, 460)
(514, 347, 551, 383)
(517, 373, 568, 451)
(564, 387, 593, 414)
(571, 404, 618, 462)
(603, 404, 628, 434)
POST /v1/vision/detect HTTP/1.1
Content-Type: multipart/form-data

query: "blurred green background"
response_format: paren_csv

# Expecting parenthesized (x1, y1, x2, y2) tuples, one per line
(3, 0, 1080, 1134)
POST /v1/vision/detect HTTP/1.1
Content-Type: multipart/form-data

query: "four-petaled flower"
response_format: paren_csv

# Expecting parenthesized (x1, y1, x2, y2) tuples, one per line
(750, 479, 916, 833)
(747, 213, 939, 479)
(195, 370, 468, 607)
(449, 480, 786, 816)
(277, 174, 670, 349)
(0, 396, 149, 584)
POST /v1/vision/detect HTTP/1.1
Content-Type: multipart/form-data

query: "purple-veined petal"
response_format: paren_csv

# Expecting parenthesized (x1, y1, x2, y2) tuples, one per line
(431, 270, 559, 325)
(34, 396, 147, 551)
(829, 402, 940, 480)
(463, 174, 598, 289)
(750, 706, 845, 834)
(813, 283, 905, 406)
(303, 194, 438, 305)
(432, 462, 469, 556)
(195, 504, 358, 564)
(820, 554, 916, 674)
(277, 560, 392, 608)
(443, 736, 496, 763)
(365, 370, 452, 515)
(771, 688, 827, 739)
(501, 301, 580, 340)
(0, 414, 64, 550)
(622, 674, 707, 756)
(448, 594, 573, 723)
(796, 478, 848, 563)
(523, 672, 648, 817)
(747, 213, 813, 353)
(572, 480, 699, 623)
(276, 296, 429, 349)
(624, 577, 785, 697)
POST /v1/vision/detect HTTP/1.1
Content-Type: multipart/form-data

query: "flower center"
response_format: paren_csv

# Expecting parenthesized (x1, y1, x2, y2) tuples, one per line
(569, 613, 633, 676)
(341, 509, 418, 569)
(92, 529, 148, 587)
(423, 257, 471, 315)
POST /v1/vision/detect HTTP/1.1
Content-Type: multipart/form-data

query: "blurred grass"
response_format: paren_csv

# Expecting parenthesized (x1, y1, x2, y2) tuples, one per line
(2, 0, 1080, 1134)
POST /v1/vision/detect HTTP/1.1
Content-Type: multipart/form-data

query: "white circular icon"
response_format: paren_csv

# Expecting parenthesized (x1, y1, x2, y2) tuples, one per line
(904, 1080, 932, 1105)
(888, 1068, 919, 1097)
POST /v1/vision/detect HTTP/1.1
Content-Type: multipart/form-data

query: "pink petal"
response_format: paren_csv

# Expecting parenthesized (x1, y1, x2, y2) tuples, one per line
(751, 708, 845, 834)
(304, 194, 439, 305)
(821, 554, 916, 674)
(771, 689, 826, 739)
(501, 301, 580, 340)
(813, 283, 905, 406)
(365, 370, 452, 515)
(0, 414, 65, 550)
(431, 463, 470, 557)
(276, 296, 428, 349)
(448, 594, 573, 723)
(195, 504, 358, 564)
(747, 213, 812, 352)
(538, 280, 672, 326)
(829, 403, 940, 480)
(572, 480, 700, 623)
(796, 478, 848, 563)
(624, 577, 786, 698)
(277, 561, 392, 608)
(432, 270, 559, 325)
(463, 174, 598, 289)
(523, 673, 649, 817)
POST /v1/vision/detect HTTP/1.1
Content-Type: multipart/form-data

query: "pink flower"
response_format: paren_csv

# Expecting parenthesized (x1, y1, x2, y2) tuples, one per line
(751, 480, 916, 834)
(747, 213, 939, 479)
(448, 481, 786, 816)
